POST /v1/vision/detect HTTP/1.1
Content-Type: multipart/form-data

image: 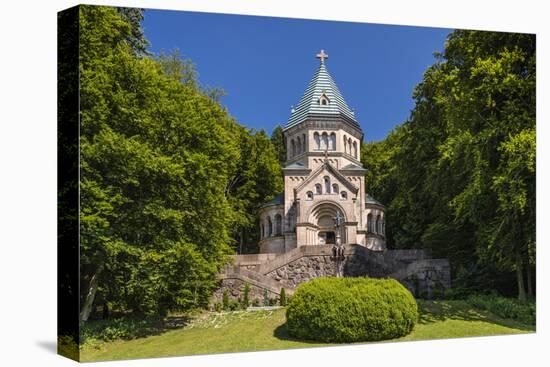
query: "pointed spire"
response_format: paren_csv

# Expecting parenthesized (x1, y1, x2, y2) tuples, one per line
(285, 50, 359, 130)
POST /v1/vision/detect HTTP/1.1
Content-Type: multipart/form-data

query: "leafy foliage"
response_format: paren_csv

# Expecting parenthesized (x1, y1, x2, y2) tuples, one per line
(466, 294, 535, 325)
(279, 288, 286, 306)
(227, 129, 283, 254)
(77, 5, 281, 319)
(361, 30, 535, 300)
(270, 125, 287, 166)
(242, 283, 251, 308)
(286, 277, 418, 342)
(81, 315, 167, 345)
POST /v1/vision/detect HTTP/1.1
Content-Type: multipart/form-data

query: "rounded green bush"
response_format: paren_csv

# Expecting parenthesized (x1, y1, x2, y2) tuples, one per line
(286, 277, 418, 343)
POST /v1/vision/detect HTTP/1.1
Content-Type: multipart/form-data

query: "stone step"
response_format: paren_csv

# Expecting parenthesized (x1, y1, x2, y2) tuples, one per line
(220, 265, 294, 295)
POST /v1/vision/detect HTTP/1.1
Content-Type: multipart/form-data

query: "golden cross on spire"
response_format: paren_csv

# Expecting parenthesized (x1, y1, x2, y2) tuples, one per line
(316, 49, 328, 65)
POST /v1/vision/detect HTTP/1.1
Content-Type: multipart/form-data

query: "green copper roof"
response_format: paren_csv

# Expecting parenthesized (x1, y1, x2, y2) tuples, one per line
(365, 194, 384, 206)
(284, 162, 306, 169)
(284, 61, 359, 131)
(260, 192, 284, 208)
(341, 163, 365, 170)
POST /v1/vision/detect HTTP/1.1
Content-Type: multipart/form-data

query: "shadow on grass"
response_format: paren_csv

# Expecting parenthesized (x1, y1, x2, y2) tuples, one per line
(81, 314, 193, 345)
(273, 322, 329, 344)
(417, 300, 535, 332)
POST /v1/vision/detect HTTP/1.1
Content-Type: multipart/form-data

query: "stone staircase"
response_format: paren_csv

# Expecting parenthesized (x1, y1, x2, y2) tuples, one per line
(214, 244, 451, 302)
(219, 265, 294, 296)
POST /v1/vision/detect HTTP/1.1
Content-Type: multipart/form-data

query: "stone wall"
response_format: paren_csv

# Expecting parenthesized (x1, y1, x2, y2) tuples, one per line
(214, 244, 451, 303)
(232, 253, 279, 270)
(266, 256, 335, 288)
(211, 278, 280, 305)
(392, 259, 452, 298)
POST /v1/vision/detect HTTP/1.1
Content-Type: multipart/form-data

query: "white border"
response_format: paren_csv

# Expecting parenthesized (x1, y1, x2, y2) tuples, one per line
(0, 1, 547, 366)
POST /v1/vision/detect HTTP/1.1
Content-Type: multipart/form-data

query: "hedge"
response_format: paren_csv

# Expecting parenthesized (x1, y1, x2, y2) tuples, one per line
(286, 277, 418, 343)
(467, 294, 536, 325)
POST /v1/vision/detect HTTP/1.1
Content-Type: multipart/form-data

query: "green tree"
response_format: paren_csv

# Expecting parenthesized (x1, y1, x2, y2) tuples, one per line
(77, 5, 287, 321)
(279, 288, 286, 306)
(227, 129, 283, 254)
(222, 290, 229, 310)
(361, 30, 535, 300)
(242, 283, 250, 308)
(270, 125, 287, 166)
(116, 7, 149, 55)
(78, 5, 243, 320)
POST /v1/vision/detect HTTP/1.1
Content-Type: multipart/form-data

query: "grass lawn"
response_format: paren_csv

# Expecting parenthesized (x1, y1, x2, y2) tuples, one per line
(80, 300, 535, 362)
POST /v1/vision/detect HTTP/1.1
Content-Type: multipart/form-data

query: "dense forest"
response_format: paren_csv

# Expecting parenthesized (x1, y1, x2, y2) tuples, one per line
(69, 6, 535, 326)
(75, 6, 282, 322)
(361, 31, 535, 300)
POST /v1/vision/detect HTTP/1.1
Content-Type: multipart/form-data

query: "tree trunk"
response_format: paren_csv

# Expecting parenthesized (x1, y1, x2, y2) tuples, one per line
(515, 251, 526, 302)
(523, 242, 534, 299)
(239, 228, 244, 254)
(526, 263, 533, 299)
(79, 263, 103, 324)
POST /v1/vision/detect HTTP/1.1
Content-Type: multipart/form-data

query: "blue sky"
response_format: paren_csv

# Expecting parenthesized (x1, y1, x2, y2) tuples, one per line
(142, 9, 451, 142)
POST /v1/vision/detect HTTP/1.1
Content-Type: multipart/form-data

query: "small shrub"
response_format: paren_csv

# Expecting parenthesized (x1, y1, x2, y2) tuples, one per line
(286, 277, 418, 343)
(214, 302, 222, 312)
(467, 294, 535, 325)
(268, 298, 277, 306)
(80, 315, 164, 345)
(263, 289, 269, 306)
(242, 283, 250, 308)
(222, 290, 229, 310)
(252, 298, 260, 307)
(280, 288, 287, 306)
(443, 286, 471, 300)
(228, 300, 240, 311)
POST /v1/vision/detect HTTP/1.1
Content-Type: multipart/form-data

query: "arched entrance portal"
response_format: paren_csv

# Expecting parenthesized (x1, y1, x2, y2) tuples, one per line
(308, 202, 347, 245)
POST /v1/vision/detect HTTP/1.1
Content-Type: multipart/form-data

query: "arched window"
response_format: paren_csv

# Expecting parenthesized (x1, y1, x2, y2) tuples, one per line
(315, 184, 322, 195)
(376, 215, 381, 234)
(287, 204, 296, 232)
(275, 214, 282, 235)
(330, 133, 336, 151)
(367, 213, 374, 233)
(332, 183, 339, 194)
(353, 141, 358, 158)
(296, 136, 302, 155)
(343, 135, 348, 154)
(340, 191, 347, 200)
(381, 218, 386, 236)
(319, 93, 330, 106)
(260, 221, 264, 238)
(268, 217, 273, 236)
(291, 139, 296, 157)
(348, 138, 352, 155)
(323, 176, 330, 194)
(303, 133, 307, 152)
(321, 132, 328, 150)
(314, 132, 320, 150)
(306, 191, 313, 200)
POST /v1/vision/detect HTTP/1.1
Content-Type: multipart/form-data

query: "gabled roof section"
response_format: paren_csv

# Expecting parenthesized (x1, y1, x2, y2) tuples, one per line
(294, 161, 359, 195)
(284, 61, 360, 131)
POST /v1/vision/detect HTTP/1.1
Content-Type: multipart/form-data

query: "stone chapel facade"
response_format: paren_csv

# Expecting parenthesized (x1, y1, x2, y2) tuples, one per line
(212, 51, 451, 304)
(258, 50, 386, 254)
